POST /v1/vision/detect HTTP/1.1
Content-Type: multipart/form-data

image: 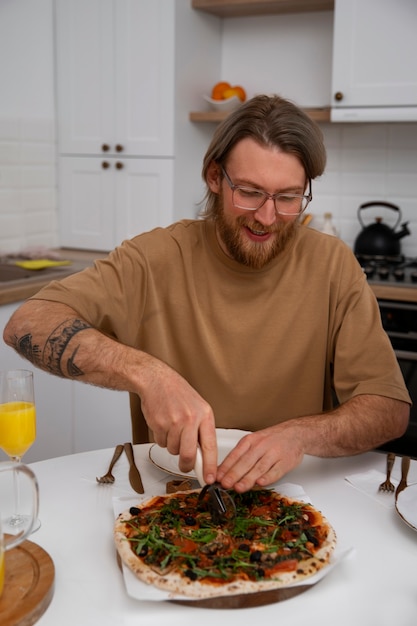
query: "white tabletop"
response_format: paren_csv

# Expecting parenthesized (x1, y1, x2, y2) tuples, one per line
(27, 446, 417, 626)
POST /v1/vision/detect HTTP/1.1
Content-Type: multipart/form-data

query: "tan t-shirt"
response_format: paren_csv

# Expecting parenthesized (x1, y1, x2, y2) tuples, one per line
(32, 220, 410, 442)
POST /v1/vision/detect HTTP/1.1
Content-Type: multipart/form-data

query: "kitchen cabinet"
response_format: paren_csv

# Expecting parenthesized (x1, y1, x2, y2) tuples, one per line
(55, 0, 174, 157)
(55, 0, 213, 250)
(72, 384, 131, 455)
(331, 0, 417, 121)
(55, 0, 175, 250)
(59, 156, 173, 250)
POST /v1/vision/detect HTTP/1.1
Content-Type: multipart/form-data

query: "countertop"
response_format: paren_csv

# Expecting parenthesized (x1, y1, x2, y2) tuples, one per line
(0, 248, 109, 306)
(1, 248, 417, 306)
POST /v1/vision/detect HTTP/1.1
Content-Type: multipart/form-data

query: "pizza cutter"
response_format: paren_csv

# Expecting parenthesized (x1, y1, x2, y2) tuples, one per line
(194, 447, 236, 523)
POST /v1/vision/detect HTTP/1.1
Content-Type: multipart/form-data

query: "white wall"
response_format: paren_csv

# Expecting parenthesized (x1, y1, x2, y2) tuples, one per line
(0, 0, 58, 254)
(313, 122, 417, 256)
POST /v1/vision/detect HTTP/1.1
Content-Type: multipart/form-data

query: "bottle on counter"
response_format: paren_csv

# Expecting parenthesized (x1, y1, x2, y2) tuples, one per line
(320, 212, 338, 237)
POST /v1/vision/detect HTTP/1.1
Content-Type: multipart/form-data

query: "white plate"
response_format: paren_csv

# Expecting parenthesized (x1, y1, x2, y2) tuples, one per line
(148, 428, 249, 479)
(396, 483, 417, 531)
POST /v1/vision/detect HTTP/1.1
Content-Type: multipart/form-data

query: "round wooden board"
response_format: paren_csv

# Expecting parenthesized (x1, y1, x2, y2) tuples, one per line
(0, 537, 55, 626)
(170, 583, 313, 609)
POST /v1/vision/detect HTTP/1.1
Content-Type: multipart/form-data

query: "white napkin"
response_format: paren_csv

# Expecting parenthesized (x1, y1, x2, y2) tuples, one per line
(345, 469, 398, 509)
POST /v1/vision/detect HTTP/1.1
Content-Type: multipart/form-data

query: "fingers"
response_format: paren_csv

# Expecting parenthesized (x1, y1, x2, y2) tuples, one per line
(176, 418, 217, 481)
(216, 431, 302, 492)
(198, 420, 218, 484)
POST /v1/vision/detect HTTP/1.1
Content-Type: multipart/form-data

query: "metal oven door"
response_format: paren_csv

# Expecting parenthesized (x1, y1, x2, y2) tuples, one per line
(377, 299, 417, 458)
(378, 351, 417, 457)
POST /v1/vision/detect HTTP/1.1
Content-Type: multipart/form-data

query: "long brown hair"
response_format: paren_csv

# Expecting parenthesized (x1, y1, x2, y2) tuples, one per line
(200, 94, 326, 219)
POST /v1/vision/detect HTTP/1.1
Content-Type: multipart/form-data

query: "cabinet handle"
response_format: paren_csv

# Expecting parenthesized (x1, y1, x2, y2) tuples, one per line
(115, 161, 124, 170)
(101, 143, 110, 152)
(334, 91, 344, 102)
(102, 161, 110, 169)
(115, 144, 124, 152)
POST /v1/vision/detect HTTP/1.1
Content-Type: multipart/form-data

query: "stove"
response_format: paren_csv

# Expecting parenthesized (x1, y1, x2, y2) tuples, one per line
(355, 254, 417, 287)
(356, 253, 417, 458)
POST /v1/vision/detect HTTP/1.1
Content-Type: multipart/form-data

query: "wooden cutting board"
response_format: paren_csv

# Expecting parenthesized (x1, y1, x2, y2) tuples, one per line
(170, 583, 312, 608)
(0, 537, 55, 626)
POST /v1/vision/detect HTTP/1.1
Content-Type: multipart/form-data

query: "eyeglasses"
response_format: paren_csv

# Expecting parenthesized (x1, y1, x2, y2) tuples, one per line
(221, 167, 312, 216)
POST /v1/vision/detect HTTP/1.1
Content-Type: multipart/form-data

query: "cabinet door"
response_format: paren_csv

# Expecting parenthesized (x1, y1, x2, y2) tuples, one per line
(59, 157, 116, 251)
(332, 0, 417, 109)
(114, 0, 175, 156)
(55, 0, 174, 157)
(59, 156, 174, 250)
(55, 0, 115, 155)
(115, 158, 174, 243)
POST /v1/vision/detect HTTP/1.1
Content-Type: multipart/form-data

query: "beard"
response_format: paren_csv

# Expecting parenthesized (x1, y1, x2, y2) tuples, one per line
(214, 201, 299, 270)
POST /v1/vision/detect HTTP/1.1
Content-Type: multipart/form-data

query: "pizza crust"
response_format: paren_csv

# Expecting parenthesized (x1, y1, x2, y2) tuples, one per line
(114, 489, 337, 599)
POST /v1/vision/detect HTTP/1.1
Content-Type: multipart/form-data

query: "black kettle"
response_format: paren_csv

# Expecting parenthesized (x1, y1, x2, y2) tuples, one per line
(353, 201, 411, 257)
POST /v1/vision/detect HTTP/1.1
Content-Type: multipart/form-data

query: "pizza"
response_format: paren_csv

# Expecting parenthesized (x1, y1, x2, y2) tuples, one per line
(114, 487, 336, 599)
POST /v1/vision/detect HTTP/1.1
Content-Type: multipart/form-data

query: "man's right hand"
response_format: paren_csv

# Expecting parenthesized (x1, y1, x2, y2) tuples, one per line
(134, 352, 218, 483)
(3, 299, 218, 485)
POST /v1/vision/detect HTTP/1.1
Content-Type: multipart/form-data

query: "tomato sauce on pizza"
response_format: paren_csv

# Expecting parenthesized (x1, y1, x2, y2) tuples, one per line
(114, 488, 336, 599)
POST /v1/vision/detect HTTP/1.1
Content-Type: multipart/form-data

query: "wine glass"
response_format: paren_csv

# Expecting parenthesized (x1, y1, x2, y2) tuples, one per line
(0, 369, 40, 532)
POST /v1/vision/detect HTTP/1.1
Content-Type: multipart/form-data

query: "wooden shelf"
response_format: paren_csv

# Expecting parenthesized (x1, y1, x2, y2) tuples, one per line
(191, 0, 334, 18)
(189, 107, 331, 123)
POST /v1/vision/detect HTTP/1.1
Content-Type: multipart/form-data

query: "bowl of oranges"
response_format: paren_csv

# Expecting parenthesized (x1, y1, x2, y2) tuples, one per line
(204, 81, 246, 112)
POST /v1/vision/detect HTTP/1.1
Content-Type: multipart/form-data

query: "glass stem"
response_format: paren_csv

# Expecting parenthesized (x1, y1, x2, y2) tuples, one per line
(11, 456, 22, 520)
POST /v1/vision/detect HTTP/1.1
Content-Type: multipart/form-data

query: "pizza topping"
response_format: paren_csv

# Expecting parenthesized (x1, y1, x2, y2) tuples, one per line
(116, 488, 334, 588)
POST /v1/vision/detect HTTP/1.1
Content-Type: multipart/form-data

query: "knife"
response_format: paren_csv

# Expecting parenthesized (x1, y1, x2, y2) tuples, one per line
(395, 455, 410, 498)
(124, 442, 144, 494)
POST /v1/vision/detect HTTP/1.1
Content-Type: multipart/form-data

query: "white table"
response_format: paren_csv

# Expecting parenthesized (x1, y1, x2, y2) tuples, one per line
(27, 446, 416, 626)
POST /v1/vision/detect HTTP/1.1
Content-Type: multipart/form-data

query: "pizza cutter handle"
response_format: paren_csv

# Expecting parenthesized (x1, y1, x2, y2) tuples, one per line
(194, 447, 205, 487)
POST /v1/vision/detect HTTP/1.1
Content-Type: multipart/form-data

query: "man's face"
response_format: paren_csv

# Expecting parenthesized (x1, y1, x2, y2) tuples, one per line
(207, 138, 307, 269)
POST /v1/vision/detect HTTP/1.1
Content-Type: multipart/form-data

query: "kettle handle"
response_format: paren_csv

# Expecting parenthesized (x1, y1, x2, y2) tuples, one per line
(358, 201, 402, 230)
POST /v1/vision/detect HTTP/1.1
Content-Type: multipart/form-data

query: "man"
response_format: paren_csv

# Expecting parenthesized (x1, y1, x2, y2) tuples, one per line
(3, 95, 410, 492)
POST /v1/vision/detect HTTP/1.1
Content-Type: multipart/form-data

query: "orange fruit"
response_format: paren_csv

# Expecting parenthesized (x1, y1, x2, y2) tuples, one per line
(233, 86, 246, 102)
(211, 81, 231, 100)
(223, 86, 246, 102)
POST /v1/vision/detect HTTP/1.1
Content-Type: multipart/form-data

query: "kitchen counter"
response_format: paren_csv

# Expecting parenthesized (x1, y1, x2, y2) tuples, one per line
(0, 248, 109, 306)
(1, 248, 417, 306)
(369, 283, 417, 303)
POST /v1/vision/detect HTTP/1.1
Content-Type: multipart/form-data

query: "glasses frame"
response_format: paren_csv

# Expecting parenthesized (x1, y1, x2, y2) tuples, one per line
(221, 166, 312, 216)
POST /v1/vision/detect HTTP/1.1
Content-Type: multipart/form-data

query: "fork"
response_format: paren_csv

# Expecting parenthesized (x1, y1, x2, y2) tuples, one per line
(96, 444, 124, 484)
(378, 452, 396, 493)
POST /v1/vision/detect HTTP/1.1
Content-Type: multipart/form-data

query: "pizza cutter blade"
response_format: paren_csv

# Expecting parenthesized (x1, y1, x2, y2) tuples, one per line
(195, 447, 236, 523)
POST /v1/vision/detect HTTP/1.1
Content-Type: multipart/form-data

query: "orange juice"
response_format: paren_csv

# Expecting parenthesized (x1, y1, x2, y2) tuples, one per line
(0, 545, 4, 597)
(0, 401, 36, 458)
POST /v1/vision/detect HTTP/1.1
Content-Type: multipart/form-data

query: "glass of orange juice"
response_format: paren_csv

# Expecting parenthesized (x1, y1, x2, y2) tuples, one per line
(0, 460, 39, 598)
(0, 370, 39, 532)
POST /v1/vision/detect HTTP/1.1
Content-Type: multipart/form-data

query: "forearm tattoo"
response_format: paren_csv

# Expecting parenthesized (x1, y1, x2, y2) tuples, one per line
(13, 318, 91, 378)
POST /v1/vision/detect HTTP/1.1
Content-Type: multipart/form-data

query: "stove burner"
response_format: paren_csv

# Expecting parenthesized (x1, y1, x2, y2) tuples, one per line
(355, 255, 417, 287)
